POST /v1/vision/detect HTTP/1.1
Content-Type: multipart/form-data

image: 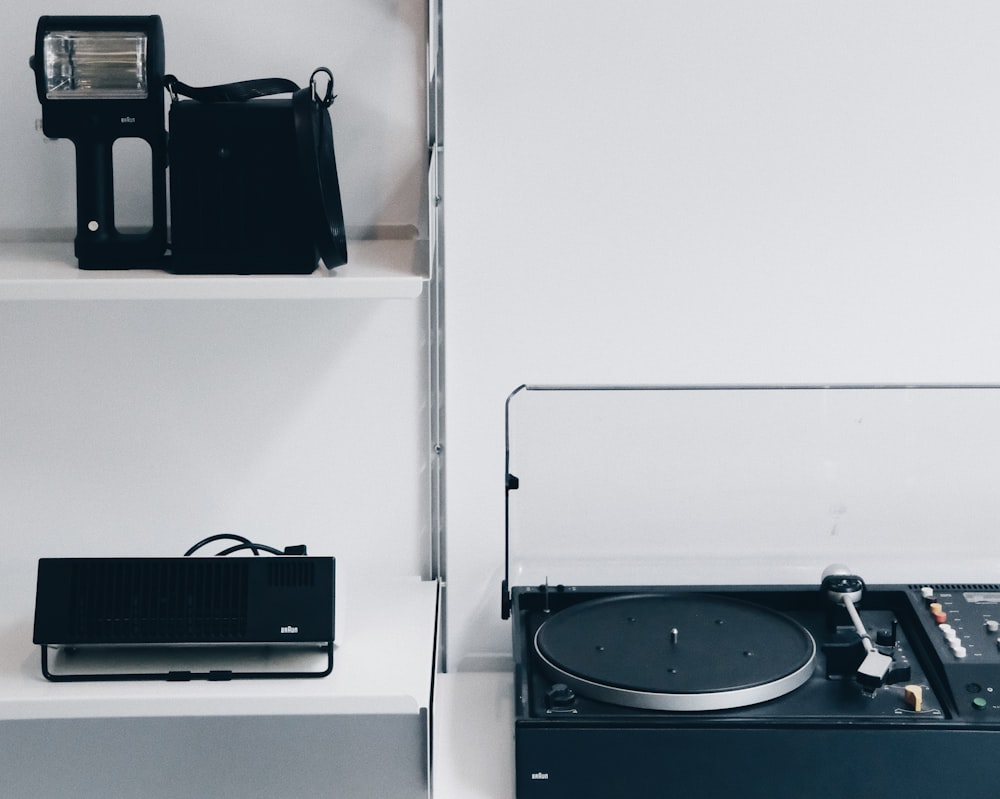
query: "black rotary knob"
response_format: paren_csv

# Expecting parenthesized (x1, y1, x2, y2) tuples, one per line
(546, 682, 577, 709)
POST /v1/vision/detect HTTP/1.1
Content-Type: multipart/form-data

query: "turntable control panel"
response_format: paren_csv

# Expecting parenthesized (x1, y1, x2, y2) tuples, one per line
(912, 585, 1000, 717)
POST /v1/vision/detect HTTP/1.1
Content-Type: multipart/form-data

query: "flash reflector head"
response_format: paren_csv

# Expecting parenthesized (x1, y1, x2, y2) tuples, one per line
(31, 15, 164, 106)
(41, 30, 149, 100)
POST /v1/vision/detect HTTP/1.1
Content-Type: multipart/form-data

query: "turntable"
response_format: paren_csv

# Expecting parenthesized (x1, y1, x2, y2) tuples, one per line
(503, 384, 1000, 799)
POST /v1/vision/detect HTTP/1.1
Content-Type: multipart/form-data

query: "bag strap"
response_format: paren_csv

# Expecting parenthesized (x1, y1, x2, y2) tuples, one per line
(164, 75, 300, 103)
(294, 69, 348, 270)
(164, 70, 348, 270)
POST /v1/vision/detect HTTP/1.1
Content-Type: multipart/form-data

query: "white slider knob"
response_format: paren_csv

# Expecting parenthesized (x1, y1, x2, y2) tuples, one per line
(905, 685, 923, 712)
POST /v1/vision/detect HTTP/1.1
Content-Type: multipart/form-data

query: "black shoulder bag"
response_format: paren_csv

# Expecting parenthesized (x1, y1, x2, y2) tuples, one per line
(164, 68, 347, 275)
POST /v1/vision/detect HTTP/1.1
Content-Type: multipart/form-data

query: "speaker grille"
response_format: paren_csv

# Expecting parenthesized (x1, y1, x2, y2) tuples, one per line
(267, 557, 316, 588)
(70, 559, 249, 643)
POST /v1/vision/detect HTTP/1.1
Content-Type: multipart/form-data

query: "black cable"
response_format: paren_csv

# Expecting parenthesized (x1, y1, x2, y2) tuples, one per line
(183, 533, 260, 557)
(214, 542, 286, 557)
(184, 534, 306, 557)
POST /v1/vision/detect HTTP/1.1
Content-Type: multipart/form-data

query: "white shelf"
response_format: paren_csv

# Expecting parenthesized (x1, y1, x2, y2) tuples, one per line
(434, 671, 515, 799)
(0, 239, 428, 300)
(0, 566, 438, 721)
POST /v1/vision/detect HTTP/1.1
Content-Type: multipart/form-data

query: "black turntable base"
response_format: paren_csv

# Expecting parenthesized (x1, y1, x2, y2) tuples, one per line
(510, 579, 1000, 798)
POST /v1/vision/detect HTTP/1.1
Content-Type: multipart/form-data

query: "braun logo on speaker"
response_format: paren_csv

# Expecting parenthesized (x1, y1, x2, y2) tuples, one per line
(280, 625, 299, 634)
(531, 772, 549, 781)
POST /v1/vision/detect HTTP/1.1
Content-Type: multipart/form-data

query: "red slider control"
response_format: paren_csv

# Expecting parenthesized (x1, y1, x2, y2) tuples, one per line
(934, 611, 948, 624)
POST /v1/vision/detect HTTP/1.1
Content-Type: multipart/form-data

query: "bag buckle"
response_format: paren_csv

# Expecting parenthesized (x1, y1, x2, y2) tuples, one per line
(310, 67, 335, 108)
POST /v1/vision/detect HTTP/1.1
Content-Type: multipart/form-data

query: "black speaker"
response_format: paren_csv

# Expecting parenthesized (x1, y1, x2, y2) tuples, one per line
(33, 556, 335, 681)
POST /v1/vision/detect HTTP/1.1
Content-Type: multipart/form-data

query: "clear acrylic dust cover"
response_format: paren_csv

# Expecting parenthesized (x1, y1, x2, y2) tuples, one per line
(503, 384, 1000, 593)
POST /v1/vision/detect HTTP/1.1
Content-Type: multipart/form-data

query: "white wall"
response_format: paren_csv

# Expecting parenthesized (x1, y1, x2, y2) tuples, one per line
(0, 1, 431, 580)
(0, 298, 430, 575)
(443, 1, 1000, 670)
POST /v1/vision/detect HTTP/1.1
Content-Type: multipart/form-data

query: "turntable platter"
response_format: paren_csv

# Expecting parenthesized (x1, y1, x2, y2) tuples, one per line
(534, 593, 816, 711)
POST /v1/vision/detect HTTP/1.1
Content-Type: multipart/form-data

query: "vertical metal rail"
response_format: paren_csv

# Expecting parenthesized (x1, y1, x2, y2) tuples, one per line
(427, 0, 448, 670)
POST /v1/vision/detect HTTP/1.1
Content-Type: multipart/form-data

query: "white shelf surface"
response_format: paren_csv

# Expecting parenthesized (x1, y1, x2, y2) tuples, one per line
(0, 239, 428, 300)
(0, 564, 438, 721)
(433, 671, 515, 799)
